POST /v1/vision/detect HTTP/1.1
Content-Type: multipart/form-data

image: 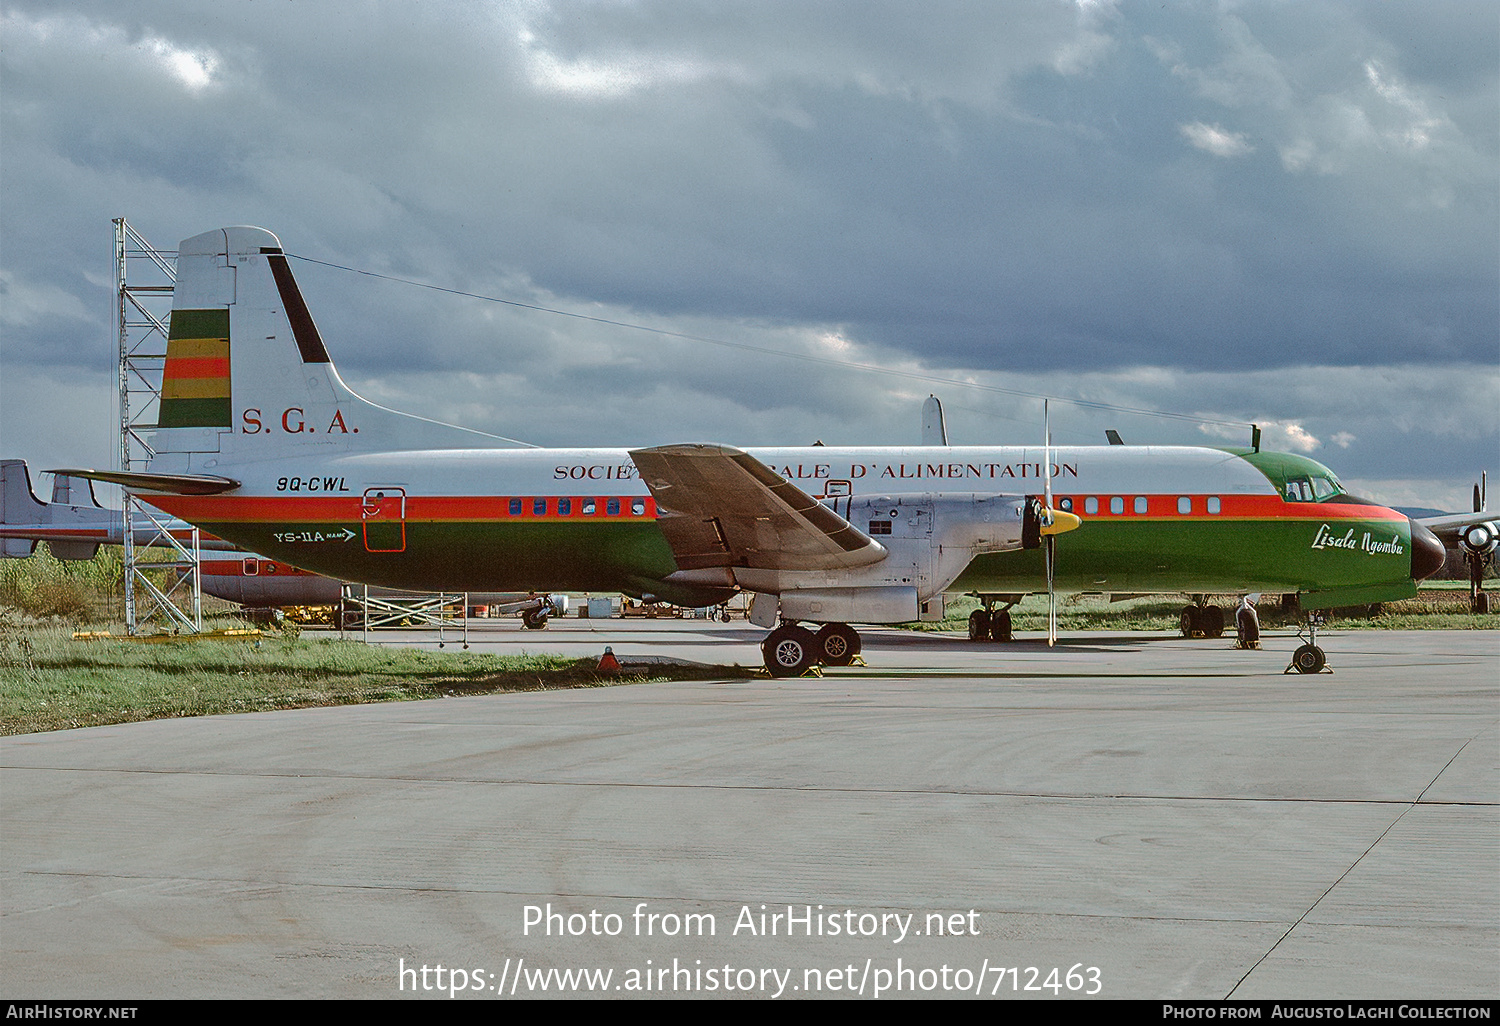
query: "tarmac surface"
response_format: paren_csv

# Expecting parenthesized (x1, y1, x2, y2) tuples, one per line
(2, 620, 1496, 1000)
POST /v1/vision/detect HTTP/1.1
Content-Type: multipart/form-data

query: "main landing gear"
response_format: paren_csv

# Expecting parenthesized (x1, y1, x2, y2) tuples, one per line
(1466, 546, 1493, 614)
(521, 597, 555, 630)
(966, 596, 1017, 643)
(761, 622, 863, 677)
(1179, 599, 1225, 638)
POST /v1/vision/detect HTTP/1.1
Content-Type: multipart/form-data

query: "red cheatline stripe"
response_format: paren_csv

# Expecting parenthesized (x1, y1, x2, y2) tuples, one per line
(147, 491, 1406, 525)
(148, 494, 662, 522)
(1054, 494, 1407, 522)
(200, 559, 318, 577)
(164, 356, 231, 379)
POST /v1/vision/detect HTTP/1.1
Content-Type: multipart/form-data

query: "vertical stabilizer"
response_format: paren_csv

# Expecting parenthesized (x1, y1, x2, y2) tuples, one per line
(50, 471, 101, 507)
(921, 395, 949, 446)
(0, 461, 102, 559)
(148, 227, 518, 471)
(0, 460, 46, 556)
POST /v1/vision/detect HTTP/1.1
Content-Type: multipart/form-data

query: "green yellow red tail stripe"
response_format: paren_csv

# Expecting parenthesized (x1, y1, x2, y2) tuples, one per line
(159, 308, 231, 428)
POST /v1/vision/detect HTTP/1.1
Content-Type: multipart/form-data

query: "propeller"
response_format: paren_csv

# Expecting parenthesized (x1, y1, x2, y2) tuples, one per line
(1039, 400, 1082, 647)
(1044, 401, 1056, 646)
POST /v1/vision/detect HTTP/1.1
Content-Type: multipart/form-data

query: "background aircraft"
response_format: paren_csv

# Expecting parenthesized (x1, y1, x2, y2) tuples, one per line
(2, 459, 565, 624)
(55, 227, 1458, 675)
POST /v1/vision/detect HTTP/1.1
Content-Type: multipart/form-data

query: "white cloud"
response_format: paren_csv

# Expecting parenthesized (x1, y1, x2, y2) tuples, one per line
(144, 36, 220, 92)
(2, 10, 223, 94)
(1180, 121, 1254, 158)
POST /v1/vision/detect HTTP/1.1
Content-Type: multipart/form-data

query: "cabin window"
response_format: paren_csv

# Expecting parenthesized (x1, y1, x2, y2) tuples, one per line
(631, 499, 646, 516)
(1177, 496, 1192, 515)
(607, 498, 621, 516)
(1058, 496, 1074, 512)
(1134, 496, 1148, 515)
(583, 499, 597, 515)
(242, 558, 259, 575)
(557, 498, 571, 516)
(869, 520, 892, 535)
(509, 498, 522, 516)
(533, 497, 547, 516)
(1109, 496, 1124, 515)
(1207, 496, 1221, 514)
(1084, 497, 1099, 515)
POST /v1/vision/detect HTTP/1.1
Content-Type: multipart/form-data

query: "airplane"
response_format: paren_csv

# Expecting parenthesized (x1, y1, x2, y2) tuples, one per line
(52, 226, 1466, 676)
(2, 459, 566, 624)
(1415, 472, 1497, 614)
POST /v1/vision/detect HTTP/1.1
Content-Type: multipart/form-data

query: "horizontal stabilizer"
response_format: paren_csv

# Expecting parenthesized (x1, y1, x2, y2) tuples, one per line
(46, 469, 240, 495)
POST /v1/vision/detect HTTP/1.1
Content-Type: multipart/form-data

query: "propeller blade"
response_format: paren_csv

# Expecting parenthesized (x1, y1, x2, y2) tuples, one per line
(1043, 400, 1053, 511)
(1043, 399, 1056, 647)
(1046, 534, 1057, 647)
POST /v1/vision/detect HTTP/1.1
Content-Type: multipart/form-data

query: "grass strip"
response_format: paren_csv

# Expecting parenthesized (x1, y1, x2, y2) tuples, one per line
(1, 623, 746, 736)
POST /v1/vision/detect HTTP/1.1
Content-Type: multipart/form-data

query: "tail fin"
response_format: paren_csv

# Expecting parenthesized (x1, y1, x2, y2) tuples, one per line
(0, 460, 102, 559)
(148, 227, 520, 468)
(50, 471, 101, 507)
(921, 395, 949, 446)
(0, 460, 47, 556)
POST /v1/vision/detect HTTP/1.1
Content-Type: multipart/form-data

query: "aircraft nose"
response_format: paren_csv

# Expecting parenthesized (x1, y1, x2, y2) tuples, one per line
(1408, 517, 1446, 582)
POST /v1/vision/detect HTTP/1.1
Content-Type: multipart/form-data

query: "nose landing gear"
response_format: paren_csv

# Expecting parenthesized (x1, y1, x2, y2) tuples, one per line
(1286, 612, 1331, 674)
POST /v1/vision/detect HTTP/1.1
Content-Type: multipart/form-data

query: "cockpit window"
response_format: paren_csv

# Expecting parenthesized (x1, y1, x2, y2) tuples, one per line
(1284, 474, 1343, 502)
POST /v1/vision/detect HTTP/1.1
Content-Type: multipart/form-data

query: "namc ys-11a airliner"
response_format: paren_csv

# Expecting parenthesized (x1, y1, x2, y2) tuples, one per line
(56, 227, 1455, 675)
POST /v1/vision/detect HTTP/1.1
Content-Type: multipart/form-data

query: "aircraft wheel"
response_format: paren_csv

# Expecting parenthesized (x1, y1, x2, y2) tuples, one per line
(967, 609, 990, 641)
(521, 608, 548, 630)
(1179, 606, 1197, 638)
(816, 624, 861, 666)
(1291, 644, 1326, 674)
(1202, 604, 1225, 638)
(989, 609, 1013, 643)
(762, 625, 817, 677)
(1475, 593, 1490, 614)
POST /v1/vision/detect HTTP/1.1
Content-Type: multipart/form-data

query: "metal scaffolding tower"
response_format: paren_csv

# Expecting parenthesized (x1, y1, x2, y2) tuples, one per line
(115, 217, 203, 634)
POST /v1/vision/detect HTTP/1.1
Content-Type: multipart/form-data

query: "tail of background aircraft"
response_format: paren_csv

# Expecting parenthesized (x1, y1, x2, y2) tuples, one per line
(1, 460, 104, 559)
(147, 226, 515, 470)
(1, 460, 48, 556)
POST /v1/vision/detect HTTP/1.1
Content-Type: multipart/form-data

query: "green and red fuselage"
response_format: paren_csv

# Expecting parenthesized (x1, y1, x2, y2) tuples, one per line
(141, 443, 1443, 612)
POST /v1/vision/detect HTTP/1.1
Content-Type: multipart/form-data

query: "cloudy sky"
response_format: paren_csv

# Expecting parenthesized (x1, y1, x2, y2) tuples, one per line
(2, 0, 1496, 509)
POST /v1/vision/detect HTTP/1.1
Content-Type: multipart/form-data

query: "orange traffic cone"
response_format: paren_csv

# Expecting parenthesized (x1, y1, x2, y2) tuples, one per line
(597, 646, 621, 672)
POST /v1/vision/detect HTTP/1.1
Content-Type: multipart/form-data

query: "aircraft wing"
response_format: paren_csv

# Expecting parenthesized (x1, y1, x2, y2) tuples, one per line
(629, 444, 886, 572)
(1418, 510, 1498, 544)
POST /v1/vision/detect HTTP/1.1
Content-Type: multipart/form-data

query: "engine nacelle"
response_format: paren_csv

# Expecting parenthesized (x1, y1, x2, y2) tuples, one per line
(1459, 522, 1498, 558)
(754, 494, 1030, 624)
